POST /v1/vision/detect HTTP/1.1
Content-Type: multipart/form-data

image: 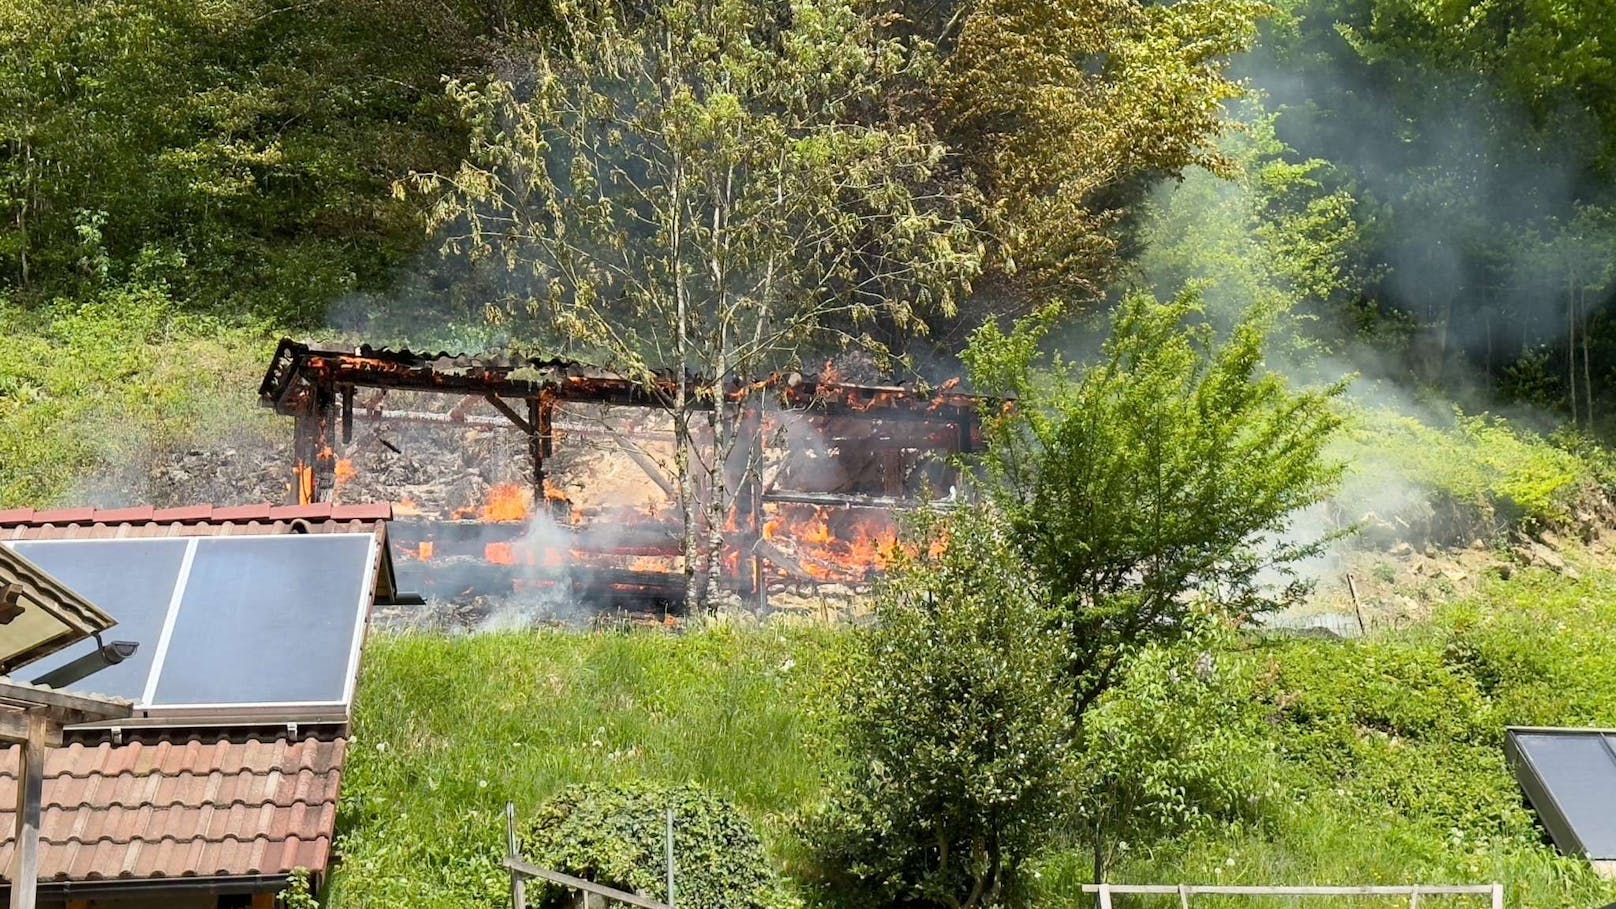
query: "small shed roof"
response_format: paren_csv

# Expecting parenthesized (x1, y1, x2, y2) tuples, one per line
(0, 733, 344, 892)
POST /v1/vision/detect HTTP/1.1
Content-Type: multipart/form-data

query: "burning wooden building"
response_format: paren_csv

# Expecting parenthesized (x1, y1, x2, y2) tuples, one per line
(257, 340, 988, 615)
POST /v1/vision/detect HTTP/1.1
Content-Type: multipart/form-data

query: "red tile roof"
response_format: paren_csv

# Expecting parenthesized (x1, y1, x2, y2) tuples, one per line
(0, 503, 390, 540)
(0, 735, 346, 883)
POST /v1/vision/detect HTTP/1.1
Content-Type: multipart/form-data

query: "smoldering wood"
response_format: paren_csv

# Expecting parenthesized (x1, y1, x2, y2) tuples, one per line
(262, 338, 993, 606)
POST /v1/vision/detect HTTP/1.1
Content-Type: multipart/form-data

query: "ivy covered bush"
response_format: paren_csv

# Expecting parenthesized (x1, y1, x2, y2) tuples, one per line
(519, 780, 796, 909)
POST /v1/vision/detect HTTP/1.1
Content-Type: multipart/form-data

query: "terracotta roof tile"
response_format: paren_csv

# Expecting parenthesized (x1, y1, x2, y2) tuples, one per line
(0, 735, 344, 883)
(30, 508, 96, 525)
(209, 504, 275, 523)
(0, 503, 393, 546)
(91, 506, 155, 525)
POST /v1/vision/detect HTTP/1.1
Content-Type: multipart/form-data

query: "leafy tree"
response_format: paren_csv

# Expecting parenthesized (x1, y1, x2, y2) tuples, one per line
(964, 292, 1344, 720)
(813, 507, 1073, 909)
(1253, 0, 1616, 414)
(1076, 630, 1277, 880)
(898, 0, 1268, 345)
(1139, 99, 1372, 354)
(0, 0, 519, 321)
(413, 0, 980, 607)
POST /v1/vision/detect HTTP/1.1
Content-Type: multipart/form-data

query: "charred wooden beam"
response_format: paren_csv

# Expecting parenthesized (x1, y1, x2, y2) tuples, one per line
(761, 490, 960, 509)
(484, 394, 535, 435)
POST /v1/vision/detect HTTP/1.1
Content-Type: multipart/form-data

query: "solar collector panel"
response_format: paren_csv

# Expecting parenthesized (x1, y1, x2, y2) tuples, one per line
(150, 535, 373, 708)
(4, 539, 191, 701)
(2, 533, 378, 722)
(1508, 729, 1616, 859)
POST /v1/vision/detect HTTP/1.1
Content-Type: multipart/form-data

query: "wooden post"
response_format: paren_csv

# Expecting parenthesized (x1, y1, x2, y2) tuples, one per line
(1178, 883, 1190, 909)
(665, 809, 675, 909)
(9, 713, 46, 909)
(291, 382, 335, 505)
(507, 802, 527, 909)
(1492, 883, 1504, 909)
(1097, 883, 1112, 909)
(527, 398, 545, 517)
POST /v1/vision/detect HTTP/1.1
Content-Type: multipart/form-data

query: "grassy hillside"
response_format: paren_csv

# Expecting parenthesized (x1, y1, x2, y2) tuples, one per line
(332, 628, 846, 908)
(0, 296, 275, 507)
(338, 545, 1616, 908)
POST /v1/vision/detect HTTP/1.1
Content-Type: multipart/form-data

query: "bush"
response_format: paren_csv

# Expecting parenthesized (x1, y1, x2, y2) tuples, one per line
(1077, 632, 1280, 874)
(811, 508, 1073, 909)
(519, 780, 794, 909)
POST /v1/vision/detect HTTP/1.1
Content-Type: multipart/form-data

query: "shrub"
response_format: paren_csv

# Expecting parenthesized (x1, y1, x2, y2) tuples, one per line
(1077, 632, 1280, 874)
(519, 780, 794, 909)
(811, 508, 1073, 909)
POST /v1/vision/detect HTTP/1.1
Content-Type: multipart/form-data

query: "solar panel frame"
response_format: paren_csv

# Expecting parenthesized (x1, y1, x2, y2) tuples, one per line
(1506, 726, 1616, 860)
(0, 532, 380, 724)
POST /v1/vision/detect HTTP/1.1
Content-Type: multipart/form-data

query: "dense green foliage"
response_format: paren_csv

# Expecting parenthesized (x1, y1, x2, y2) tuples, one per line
(0, 0, 513, 320)
(520, 780, 794, 909)
(814, 509, 1072, 909)
(1217, 0, 1616, 425)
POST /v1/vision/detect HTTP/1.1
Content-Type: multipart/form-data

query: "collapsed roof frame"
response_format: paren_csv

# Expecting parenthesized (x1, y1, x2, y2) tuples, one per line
(258, 339, 990, 606)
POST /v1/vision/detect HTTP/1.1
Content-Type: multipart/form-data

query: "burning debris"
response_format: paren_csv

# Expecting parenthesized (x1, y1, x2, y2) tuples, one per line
(259, 340, 987, 620)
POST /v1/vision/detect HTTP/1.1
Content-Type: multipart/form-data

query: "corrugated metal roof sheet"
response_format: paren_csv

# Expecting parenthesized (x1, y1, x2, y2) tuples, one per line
(0, 735, 345, 882)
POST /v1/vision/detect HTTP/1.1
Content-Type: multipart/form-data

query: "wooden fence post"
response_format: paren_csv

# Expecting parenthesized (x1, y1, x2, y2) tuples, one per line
(507, 802, 526, 909)
(665, 808, 676, 909)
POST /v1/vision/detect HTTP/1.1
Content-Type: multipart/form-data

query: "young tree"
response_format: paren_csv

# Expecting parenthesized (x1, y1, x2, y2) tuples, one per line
(413, 0, 980, 608)
(963, 291, 1344, 720)
(815, 507, 1073, 909)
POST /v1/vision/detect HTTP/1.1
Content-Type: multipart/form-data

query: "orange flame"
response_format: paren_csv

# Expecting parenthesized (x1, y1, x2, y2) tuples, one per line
(485, 541, 516, 564)
(763, 504, 896, 582)
(295, 464, 315, 505)
(481, 484, 533, 523)
(334, 459, 358, 485)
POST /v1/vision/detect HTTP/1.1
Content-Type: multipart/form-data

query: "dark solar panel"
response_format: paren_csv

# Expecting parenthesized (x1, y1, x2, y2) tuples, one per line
(150, 535, 373, 708)
(3, 533, 376, 719)
(1508, 729, 1616, 859)
(6, 539, 191, 701)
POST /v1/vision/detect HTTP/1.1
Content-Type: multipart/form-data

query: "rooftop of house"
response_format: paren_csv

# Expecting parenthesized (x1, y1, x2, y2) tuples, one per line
(0, 502, 394, 899)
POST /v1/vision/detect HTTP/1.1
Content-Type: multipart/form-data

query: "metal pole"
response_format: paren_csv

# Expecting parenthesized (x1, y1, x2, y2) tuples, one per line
(506, 802, 526, 909)
(9, 714, 45, 909)
(665, 808, 676, 909)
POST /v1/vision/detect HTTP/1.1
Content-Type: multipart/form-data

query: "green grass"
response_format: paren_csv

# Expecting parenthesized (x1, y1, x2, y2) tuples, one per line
(335, 551, 1616, 908)
(0, 291, 276, 507)
(330, 625, 847, 908)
